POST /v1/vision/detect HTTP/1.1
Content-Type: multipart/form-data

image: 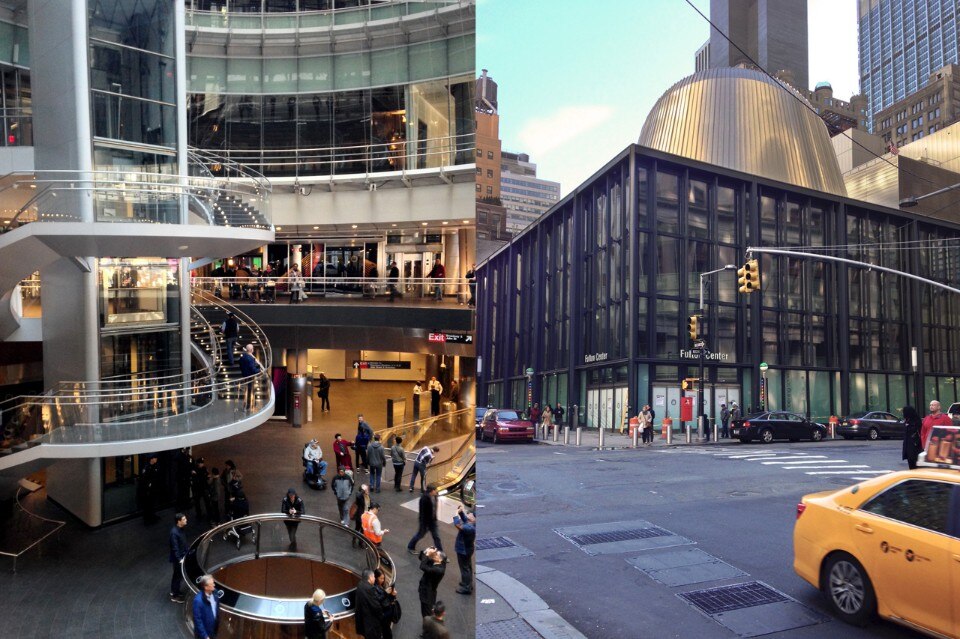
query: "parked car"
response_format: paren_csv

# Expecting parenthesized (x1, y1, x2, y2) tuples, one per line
(731, 411, 827, 443)
(475, 407, 487, 439)
(794, 468, 960, 634)
(479, 409, 535, 443)
(837, 411, 905, 440)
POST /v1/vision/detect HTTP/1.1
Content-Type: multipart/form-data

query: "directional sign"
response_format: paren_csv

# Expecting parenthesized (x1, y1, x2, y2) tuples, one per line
(353, 360, 411, 370)
(694, 339, 706, 349)
(428, 332, 474, 344)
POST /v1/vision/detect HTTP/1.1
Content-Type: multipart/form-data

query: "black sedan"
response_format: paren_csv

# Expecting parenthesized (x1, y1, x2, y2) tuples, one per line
(475, 407, 487, 438)
(731, 411, 827, 444)
(836, 411, 904, 440)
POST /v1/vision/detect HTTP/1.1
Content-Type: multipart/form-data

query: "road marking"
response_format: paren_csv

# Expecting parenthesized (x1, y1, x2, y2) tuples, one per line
(726, 454, 784, 459)
(743, 455, 826, 461)
(804, 470, 892, 475)
(761, 459, 847, 464)
(554, 452, 567, 455)
(783, 465, 870, 470)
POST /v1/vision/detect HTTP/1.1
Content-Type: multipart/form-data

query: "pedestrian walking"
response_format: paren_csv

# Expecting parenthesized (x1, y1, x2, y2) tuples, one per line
(428, 377, 443, 416)
(304, 589, 333, 639)
(205, 467, 222, 525)
(529, 402, 541, 426)
(140, 454, 161, 524)
(453, 508, 475, 594)
(720, 403, 730, 438)
(367, 434, 386, 492)
(239, 344, 264, 411)
(730, 401, 741, 423)
(409, 445, 440, 493)
(423, 601, 450, 639)
(220, 311, 239, 366)
(355, 569, 389, 639)
(407, 485, 443, 553)
(332, 466, 354, 526)
(466, 263, 476, 307)
(428, 260, 445, 301)
(374, 569, 400, 639)
(902, 405, 924, 469)
(192, 574, 219, 639)
(168, 513, 189, 602)
(641, 404, 655, 445)
(288, 263, 305, 304)
(390, 436, 406, 492)
(387, 261, 401, 301)
(316, 372, 331, 412)
(191, 457, 209, 521)
(553, 403, 565, 428)
(351, 483, 371, 543)
(541, 404, 553, 436)
(361, 503, 389, 548)
(417, 547, 446, 617)
(333, 433, 354, 471)
(355, 414, 373, 472)
(281, 488, 305, 547)
(922, 399, 952, 448)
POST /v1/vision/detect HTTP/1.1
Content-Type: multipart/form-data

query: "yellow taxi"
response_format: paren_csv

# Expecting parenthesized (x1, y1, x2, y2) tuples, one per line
(793, 461, 959, 637)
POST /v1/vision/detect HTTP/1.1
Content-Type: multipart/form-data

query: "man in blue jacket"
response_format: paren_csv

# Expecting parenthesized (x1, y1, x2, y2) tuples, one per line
(169, 513, 189, 602)
(453, 509, 476, 594)
(193, 574, 219, 639)
(238, 344, 263, 411)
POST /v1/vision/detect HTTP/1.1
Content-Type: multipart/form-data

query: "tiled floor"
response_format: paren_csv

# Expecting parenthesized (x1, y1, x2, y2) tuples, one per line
(0, 379, 474, 638)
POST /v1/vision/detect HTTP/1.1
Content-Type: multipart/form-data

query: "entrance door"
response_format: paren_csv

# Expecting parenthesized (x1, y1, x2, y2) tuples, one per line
(599, 388, 613, 430)
(614, 386, 628, 432)
(666, 386, 681, 420)
(586, 388, 600, 429)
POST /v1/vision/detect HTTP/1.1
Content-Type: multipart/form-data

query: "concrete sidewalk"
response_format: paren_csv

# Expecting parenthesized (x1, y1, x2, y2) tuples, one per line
(477, 565, 588, 639)
(533, 425, 741, 449)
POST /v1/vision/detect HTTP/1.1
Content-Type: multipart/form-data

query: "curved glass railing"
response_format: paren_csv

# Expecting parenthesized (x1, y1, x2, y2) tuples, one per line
(186, 0, 460, 29)
(192, 275, 475, 303)
(181, 514, 394, 627)
(0, 294, 272, 458)
(191, 133, 475, 179)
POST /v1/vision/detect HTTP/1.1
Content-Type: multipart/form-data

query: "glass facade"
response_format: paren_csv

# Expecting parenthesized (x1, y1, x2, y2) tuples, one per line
(859, 0, 959, 128)
(478, 145, 960, 424)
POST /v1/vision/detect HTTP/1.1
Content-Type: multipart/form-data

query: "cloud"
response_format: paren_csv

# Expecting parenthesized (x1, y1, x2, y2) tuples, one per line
(515, 105, 616, 158)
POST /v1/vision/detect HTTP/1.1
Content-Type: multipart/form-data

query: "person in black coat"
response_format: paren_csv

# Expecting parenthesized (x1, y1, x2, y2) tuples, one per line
(281, 488, 305, 546)
(418, 547, 447, 618)
(407, 485, 443, 553)
(168, 513, 189, 602)
(140, 455, 162, 524)
(304, 589, 333, 639)
(355, 570, 388, 639)
(902, 405, 923, 469)
(317, 373, 331, 412)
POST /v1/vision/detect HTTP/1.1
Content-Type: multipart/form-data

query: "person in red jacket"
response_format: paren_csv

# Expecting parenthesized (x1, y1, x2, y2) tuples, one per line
(921, 400, 953, 448)
(333, 433, 354, 471)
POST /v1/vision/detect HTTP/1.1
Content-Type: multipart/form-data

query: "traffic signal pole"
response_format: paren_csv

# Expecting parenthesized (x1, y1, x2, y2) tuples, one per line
(698, 265, 737, 441)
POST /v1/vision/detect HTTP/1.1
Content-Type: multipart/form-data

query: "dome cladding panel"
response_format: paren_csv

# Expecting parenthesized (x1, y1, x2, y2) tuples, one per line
(639, 67, 846, 197)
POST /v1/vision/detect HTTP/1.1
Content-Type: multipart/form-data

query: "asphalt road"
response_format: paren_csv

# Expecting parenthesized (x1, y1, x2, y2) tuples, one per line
(477, 437, 929, 639)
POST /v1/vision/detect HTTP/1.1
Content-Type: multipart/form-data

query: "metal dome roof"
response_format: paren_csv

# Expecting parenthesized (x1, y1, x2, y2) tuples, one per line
(639, 67, 847, 196)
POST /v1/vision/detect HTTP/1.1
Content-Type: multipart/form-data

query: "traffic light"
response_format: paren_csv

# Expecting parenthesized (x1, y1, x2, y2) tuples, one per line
(681, 377, 700, 390)
(687, 315, 699, 341)
(737, 259, 760, 294)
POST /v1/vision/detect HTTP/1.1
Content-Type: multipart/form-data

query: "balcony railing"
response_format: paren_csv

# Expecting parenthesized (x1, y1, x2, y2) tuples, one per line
(185, 0, 461, 30)
(192, 133, 476, 179)
(192, 275, 475, 303)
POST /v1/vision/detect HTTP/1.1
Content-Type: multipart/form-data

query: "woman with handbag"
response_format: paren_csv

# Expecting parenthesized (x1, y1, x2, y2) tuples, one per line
(375, 568, 400, 639)
(304, 589, 333, 639)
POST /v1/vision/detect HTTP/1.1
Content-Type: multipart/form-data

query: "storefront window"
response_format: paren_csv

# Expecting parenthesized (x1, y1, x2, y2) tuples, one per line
(850, 372, 866, 412)
(655, 171, 679, 233)
(99, 258, 179, 326)
(785, 370, 808, 415)
(809, 370, 832, 421)
(888, 375, 908, 413)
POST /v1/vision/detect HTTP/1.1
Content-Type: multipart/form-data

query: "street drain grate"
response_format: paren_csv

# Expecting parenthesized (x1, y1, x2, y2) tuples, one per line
(679, 581, 789, 615)
(475, 536, 517, 551)
(569, 527, 670, 546)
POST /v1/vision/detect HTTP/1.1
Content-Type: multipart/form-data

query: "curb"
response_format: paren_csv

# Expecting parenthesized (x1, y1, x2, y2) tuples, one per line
(477, 565, 588, 639)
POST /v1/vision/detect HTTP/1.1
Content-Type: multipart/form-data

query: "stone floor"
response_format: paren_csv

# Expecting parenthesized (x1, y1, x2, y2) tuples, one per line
(0, 379, 473, 638)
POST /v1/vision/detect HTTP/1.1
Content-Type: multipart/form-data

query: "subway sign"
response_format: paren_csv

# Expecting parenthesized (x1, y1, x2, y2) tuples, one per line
(428, 332, 473, 344)
(353, 360, 411, 370)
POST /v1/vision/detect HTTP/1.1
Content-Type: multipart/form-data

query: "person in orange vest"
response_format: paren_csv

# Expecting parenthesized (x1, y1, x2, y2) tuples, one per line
(361, 503, 388, 548)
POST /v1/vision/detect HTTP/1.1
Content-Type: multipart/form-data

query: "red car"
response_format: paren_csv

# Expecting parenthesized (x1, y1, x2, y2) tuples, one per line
(479, 409, 535, 443)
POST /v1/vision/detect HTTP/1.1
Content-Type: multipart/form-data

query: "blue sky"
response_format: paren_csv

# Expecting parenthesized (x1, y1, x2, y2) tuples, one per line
(477, 0, 859, 196)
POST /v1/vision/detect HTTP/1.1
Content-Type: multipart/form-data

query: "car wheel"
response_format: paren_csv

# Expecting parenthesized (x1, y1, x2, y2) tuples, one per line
(811, 429, 823, 442)
(822, 553, 876, 627)
(493, 430, 499, 444)
(867, 427, 879, 441)
(760, 428, 774, 444)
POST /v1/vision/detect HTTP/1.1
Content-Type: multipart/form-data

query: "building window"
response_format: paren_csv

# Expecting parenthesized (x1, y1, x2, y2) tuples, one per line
(475, 183, 480, 192)
(486, 169, 493, 178)
(476, 167, 481, 175)
(486, 186, 493, 194)
(476, 148, 482, 157)
(487, 151, 494, 159)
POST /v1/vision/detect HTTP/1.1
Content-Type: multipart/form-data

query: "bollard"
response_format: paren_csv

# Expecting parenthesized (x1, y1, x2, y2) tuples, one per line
(563, 425, 570, 445)
(598, 426, 605, 449)
(666, 422, 672, 445)
(685, 423, 692, 444)
(632, 424, 639, 448)
(552, 424, 559, 442)
(712, 421, 719, 442)
(576, 426, 582, 446)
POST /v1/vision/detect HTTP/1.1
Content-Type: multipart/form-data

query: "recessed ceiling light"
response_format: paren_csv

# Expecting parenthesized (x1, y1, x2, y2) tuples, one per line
(313, 226, 319, 230)
(276, 226, 282, 230)
(351, 224, 358, 229)
(462, 220, 471, 224)
(391, 223, 397, 227)
(442, 221, 449, 225)
(177, 245, 189, 251)
(421, 222, 428, 226)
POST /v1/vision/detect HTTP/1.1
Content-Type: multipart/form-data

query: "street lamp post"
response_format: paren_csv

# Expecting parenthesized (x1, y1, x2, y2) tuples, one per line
(697, 265, 737, 441)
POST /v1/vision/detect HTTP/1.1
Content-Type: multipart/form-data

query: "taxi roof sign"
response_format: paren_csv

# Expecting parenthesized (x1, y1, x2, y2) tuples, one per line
(917, 424, 960, 469)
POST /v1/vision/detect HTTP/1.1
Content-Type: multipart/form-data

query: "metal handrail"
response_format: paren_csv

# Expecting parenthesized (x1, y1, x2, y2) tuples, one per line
(0, 487, 66, 573)
(193, 275, 471, 286)
(185, 0, 462, 27)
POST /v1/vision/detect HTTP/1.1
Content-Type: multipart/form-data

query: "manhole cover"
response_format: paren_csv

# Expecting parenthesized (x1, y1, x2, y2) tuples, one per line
(475, 536, 517, 551)
(569, 527, 670, 546)
(679, 581, 789, 615)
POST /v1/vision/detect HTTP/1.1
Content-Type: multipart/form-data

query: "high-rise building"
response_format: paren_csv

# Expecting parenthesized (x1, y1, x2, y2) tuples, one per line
(475, 69, 508, 241)
(500, 151, 560, 235)
(795, 81, 869, 137)
(872, 64, 960, 147)
(859, 0, 960, 130)
(695, 40, 710, 72)
(708, 0, 808, 90)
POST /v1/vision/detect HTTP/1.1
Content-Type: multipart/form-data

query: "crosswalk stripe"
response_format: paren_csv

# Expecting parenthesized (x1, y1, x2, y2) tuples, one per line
(784, 465, 870, 470)
(804, 470, 892, 475)
(762, 459, 847, 464)
(744, 455, 825, 461)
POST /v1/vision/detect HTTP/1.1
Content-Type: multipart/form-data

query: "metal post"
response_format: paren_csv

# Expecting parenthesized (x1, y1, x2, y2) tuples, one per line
(666, 422, 672, 445)
(576, 426, 582, 446)
(598, 425, 605, 449)
(563, 425, 570, 444)
(685, 422, 692, 444)
(552, 423, 559, 442)
(632, 424, 639, 448)
(712, 420, 719, 442)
